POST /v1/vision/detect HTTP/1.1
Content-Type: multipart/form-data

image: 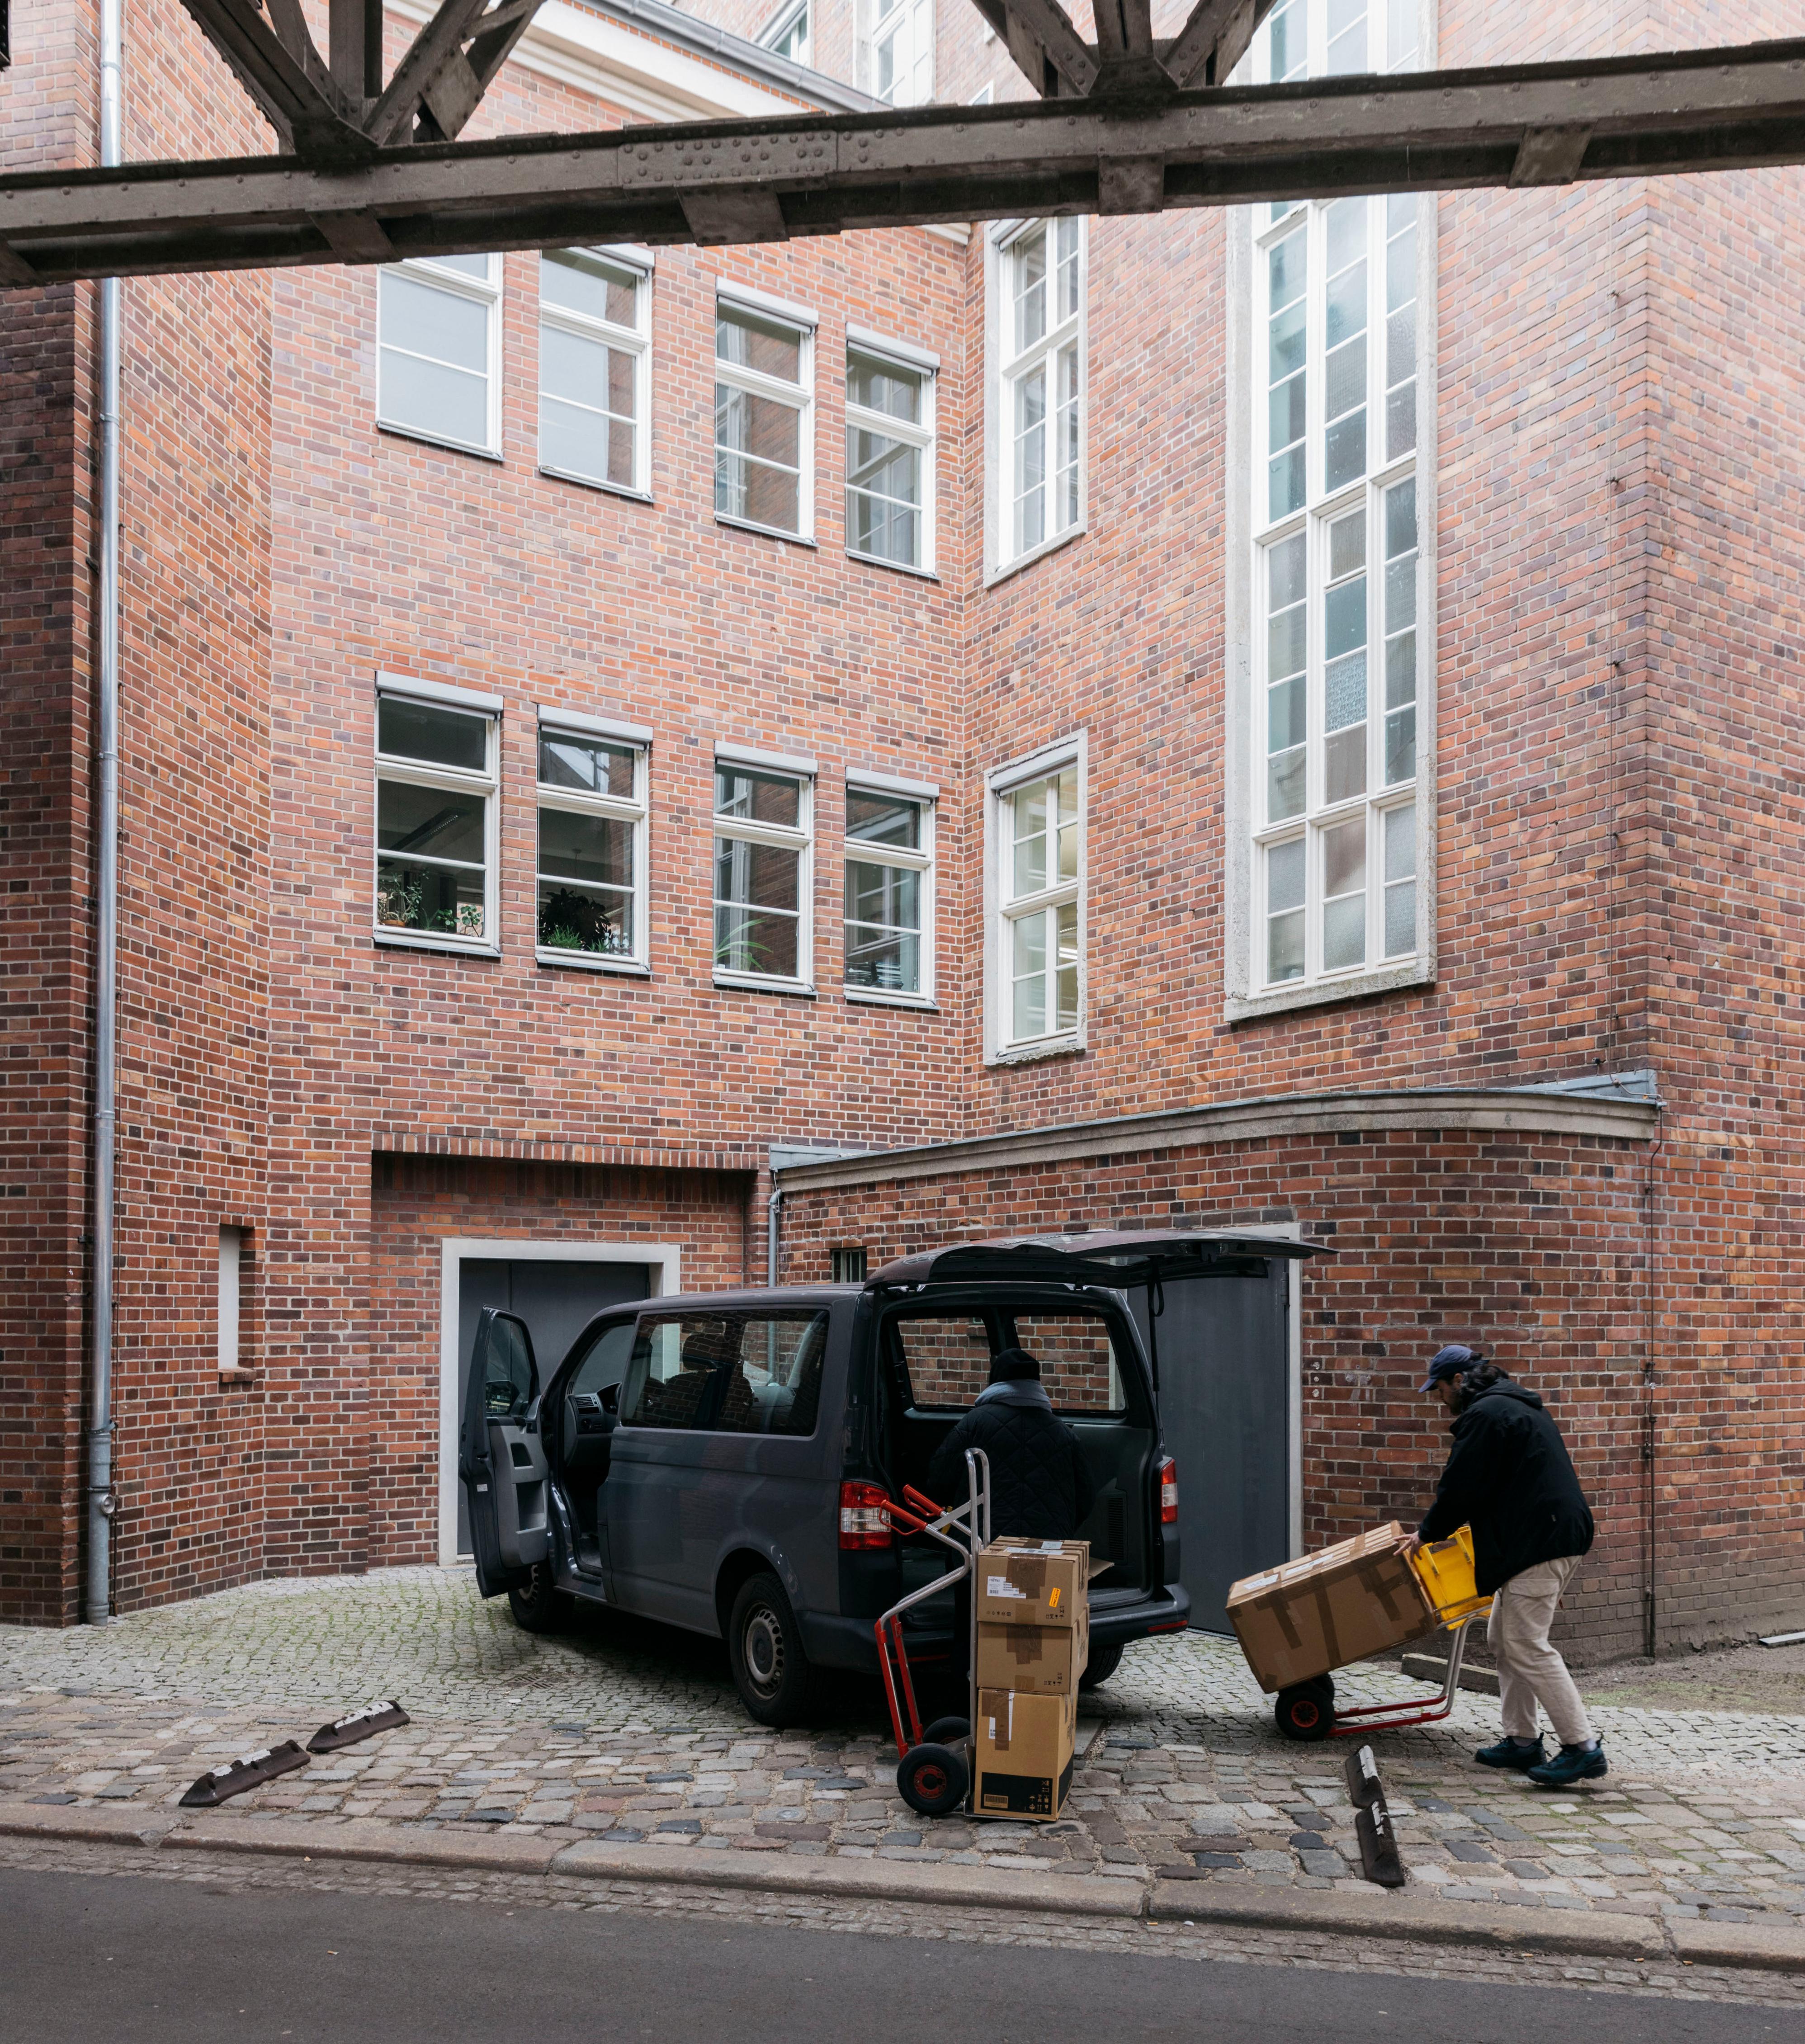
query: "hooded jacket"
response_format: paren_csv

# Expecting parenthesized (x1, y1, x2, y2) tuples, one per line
(927, 1379, 1097, 1540)
(1418, 1379, 1595, 1594)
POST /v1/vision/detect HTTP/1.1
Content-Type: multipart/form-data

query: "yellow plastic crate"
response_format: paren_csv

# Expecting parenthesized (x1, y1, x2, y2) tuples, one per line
(1409, 1525, 1493, 1625)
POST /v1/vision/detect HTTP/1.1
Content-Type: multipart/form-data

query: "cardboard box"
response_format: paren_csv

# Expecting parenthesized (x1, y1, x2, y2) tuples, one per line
(973, 1687, 1075, 1821)
(975, 1615, 1088, 1696)
(975, 1538, 1103, 1628)
(1227, 1521, 1437, 1693)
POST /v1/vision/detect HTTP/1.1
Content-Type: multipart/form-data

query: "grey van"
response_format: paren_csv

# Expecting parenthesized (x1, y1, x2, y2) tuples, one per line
(460, 1231, 1309, 1724)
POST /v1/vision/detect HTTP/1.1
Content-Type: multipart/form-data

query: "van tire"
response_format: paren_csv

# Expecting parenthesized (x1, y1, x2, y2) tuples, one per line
(507, 1562, 569, 1634)
(1079, 1641, 1125, 1690)
(728, 1572, 814, 1727)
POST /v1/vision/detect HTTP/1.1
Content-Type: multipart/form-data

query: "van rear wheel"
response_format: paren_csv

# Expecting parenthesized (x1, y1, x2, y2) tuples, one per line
(728, 1572, 814, 1727)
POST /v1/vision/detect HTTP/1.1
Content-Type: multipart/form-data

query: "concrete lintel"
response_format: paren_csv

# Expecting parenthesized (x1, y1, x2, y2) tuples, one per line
(771, 1085, 1662, 1195)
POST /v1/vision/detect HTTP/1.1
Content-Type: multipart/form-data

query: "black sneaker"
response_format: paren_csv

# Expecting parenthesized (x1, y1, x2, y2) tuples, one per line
(1475, 1735, 1546, 1770)
(1528, 1741, 1608, 1788)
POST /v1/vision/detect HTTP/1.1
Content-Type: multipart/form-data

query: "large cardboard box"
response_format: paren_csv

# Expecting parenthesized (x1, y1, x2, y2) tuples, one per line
(973, 1688, 1075, 1820)
(1227, 1521, 1437, 1692)
(975, 1538, 1103, 1627)
(975, 1614, 1088, 1696)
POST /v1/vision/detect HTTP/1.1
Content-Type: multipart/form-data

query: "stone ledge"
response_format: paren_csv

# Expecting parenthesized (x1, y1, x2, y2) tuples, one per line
(1148, 1879, 1669, 1961)
(551, 1838, 1150, 1917)
(160, 1813, 566, 1874)
(1670, 1918, 1805, 1975)
(0, 1805, 177, 1848)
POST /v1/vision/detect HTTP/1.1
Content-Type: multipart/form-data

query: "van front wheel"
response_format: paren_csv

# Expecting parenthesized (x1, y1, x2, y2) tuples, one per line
(728, 1572, 814, 1727)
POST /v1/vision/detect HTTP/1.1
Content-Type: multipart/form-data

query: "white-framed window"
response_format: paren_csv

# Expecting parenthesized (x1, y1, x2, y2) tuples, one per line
(536, 716, 651, 972)
(845, 333, 936, 574)
(1228, 0, 1432, 1016)
(986, 737, 1085, 1059)
(715, 291, 815, 541)
(377, 253, 501, 457)
(843, 776, 935, 1004)
(859, 0, 933, 105)
(373, 678, 501, 953)
(757, 0, 810, 62)
(217, 1226, 245, 1373)
(713, 749, 814, 991)
(539, 248, 651, 498)
(987, 218, 1086, 579)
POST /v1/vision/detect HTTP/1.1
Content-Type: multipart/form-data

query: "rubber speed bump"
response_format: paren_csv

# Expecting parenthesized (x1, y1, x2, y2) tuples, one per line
(307, 1701, 410, 1754)
(179, 1741, 310, 1808)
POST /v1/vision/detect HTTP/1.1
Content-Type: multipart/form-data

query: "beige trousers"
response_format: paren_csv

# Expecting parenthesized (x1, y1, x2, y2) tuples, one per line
(1487, 1553, 1595, 1747)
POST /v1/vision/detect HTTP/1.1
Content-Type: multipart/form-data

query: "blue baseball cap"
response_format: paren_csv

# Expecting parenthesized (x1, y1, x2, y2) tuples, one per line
(1419, 1345, 1479, 1393)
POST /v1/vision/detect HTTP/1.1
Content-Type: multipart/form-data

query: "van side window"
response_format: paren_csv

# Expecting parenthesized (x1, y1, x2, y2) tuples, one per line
(619, 1311, 828, 1436)
(1008, 1312, 1125, 1414)
(889, 1315, 991, 1409)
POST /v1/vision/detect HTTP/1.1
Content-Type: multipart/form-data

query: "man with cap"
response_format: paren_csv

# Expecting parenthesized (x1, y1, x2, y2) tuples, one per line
(1401, 1345, 1604, 1786)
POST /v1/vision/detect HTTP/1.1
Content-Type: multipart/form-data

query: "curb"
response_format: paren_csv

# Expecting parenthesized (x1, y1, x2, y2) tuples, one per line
(5, 1803, 1804, 1974)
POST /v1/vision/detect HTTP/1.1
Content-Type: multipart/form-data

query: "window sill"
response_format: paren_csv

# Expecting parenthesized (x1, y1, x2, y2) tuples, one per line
(716, 514, 817, 549)
(713, 972, 817, 999)
(376, 420, 503, 463)
(539, 467, 653, 505)
(374, 930, 501, 960)
(986, 1032, 1085, 1067)
(847, 548, 940, 583)
(845, 987, 939, 1011)
(1225, 957, 1434, 1024)
(537, 949, 651, 977)
(984, 519, 1085, 589)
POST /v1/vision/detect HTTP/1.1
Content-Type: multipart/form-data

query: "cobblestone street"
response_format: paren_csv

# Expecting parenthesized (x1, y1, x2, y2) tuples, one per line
(3, 1567, 1803, 1930)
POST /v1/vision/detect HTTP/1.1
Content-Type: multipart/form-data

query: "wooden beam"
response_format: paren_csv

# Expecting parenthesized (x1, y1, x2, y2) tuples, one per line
(4, 37, 1805, 283)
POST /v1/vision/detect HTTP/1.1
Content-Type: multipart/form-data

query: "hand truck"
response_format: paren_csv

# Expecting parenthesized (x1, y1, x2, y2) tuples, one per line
(1272, 1605, 1488, 1741)
(874, 1449, 989, 1817)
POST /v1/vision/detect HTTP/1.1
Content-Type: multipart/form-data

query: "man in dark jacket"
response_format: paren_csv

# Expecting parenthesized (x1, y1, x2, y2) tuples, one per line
(1402, 1346, 1603, 1787)
(928, 1347, 1096, 1537)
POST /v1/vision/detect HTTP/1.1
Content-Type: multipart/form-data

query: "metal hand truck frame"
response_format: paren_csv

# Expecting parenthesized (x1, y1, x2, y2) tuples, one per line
(1272, 1605, 1489, 1741)
(874, 1449, 990, 1818)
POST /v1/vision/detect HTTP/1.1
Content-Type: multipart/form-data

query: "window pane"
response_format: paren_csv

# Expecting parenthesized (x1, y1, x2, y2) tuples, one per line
(539, 807, 633, 889)
(845, 858, 920, 930)
(542, 250, 638, 328)
(1268, 908, 1304, 981)
(1384, 878, 1416, 956)
(378, 698, 488, 772)
(538, 878, 633, 956)
(1384, 703, 1416, 784)
(377, 779, 485, 864)
(1268, 746, 1306, 821)
(380, 271, 487, 371)
(379, 350, 487, 448)
(717, 306, 803, 384)
(1013, 229, 1047, 351)
(1013, 365, 1046, 552)
(1055, 899, 1079, 1030)
(1384, 801, 1416, 883)
(1056, 344, 1081, 530)
(716, 835, 800, 914)
(1324, 815, 1366, 897)
(1324, 580, 1366, 659)
(378, 856, 485, 939)
(715, 767, 801, 827)
(541, 325, 635, 416)
(1011, 911, 1047, 1039)
(1267, 838, 1305, 983)
(1011, 778, 1049, 896)
(714, 901, 800, 978)
(847, 425, 921, 565)
(1267, 676, 1305, 754)
(427, 253, 493, 282)
(1323, 891, 1365, 970)
(1268, 836, 1305, 913)
(539, 733, 636, 797)
(1056, 218, 1082, 320)
(1269, 0, 1304, 78)
(1325, 721, 1366, 803)
(1326, 0, 1367, 74)
(848, 352, 922, 422)
(1325, 650, 1367, 733)
(846, 790, 921, 847)
(543, 396, 636, 490)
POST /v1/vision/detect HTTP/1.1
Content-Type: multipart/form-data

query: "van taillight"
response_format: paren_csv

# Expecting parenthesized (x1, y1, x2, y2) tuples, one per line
(839, 1480, 892, 1550)
(1158, 1457, 1179, 1526)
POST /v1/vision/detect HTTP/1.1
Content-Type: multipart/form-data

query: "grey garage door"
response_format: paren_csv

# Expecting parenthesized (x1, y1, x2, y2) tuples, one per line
(455, 1257, 652, 1556)
(1133, 1263, 1292, 1633)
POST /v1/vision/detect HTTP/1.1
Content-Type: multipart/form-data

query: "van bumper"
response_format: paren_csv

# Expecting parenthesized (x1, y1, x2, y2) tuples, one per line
(803, 1585, 1192, 1675)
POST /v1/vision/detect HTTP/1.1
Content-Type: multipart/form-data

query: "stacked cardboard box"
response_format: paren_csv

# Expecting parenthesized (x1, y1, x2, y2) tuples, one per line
(969, 1537, 1104, 1821)
(1226, 1521, 1439, 1692)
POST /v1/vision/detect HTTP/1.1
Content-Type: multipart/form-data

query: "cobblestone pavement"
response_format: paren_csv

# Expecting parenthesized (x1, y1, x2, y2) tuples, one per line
(3, 1567, 1803, 1929)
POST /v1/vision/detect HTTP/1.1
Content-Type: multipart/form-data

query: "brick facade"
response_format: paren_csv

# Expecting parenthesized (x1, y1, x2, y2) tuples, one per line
(3, 0, 1800, 1647)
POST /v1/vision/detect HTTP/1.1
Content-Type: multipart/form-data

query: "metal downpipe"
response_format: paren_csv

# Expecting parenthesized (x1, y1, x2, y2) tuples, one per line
(765, 1185, 782, 1289)
(86, 0, 123, 1625)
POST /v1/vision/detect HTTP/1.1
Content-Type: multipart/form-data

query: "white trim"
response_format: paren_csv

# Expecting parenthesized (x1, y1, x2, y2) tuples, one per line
(842, 782, 936, 1005)
(984, 217, 1089, 584)
(595, 242, 656, 273)
(844, 338, 936, 576)
(377, 252, 502, 460)
(846, 766, 939, 799)
(845, 323, 941, 373)
(716, 741, 817, 775)
(983, 730, 1087, 1065)
(986, 733, 1081, 794)
(714, 279, 820, 330)
(435, 1235, 681, 1565)
(536, 724, 651, 972)
(539, 247, 653, 500)
(378, 671, 505, 715)
(537, 705, 655, 745)
(845, 988, 938, 1011)
(375, 688, 501, 953)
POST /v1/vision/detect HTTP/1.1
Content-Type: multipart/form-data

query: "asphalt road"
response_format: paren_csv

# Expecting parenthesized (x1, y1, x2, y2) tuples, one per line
(0, 1866, 1790, 2044)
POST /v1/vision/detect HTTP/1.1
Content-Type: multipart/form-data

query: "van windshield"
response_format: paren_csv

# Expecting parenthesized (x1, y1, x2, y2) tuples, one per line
(887, 1308, 1128, 1416)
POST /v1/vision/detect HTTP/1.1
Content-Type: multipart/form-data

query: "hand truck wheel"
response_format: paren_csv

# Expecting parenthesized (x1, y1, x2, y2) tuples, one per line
(1274, 1676, 1336, 1742)
(897, 1741, 969, 1817)
(921, 1714, 970, 1746)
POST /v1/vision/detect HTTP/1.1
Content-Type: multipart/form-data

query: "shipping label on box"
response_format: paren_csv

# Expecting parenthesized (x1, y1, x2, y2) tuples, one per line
(975, 1538, 1090, 1628)
(1227, 1521, 1437, 1693)
(974, 1687, 1076, 1821)
(974, 1619, 1087, 1696)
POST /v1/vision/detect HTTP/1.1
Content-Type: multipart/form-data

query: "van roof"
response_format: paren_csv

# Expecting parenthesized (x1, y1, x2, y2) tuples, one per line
(866, 1228, 1333, 1291)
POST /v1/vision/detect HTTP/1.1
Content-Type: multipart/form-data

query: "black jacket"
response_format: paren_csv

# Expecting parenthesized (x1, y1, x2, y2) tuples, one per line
(1418, 1380, 1595, 1594)
(927, 1383, 1096, 1539)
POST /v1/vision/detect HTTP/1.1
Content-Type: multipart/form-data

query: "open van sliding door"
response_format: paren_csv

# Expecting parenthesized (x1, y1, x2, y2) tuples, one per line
(459, 1308, 552, 1600)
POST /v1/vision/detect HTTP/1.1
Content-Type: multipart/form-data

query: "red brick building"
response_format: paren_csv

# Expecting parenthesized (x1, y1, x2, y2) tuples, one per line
(3, 0, 1800, 1657)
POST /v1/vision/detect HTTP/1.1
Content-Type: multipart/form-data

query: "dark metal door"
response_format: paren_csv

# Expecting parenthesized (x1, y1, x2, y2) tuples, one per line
(455, 1257, 652, 1555)
(1135, 1264, 1291, 1633)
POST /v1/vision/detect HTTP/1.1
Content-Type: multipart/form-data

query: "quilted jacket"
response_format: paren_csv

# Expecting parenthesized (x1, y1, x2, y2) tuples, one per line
(927, 1383, 1097, 1539)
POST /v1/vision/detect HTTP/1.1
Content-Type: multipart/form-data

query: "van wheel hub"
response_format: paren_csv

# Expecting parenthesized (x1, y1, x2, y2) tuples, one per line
(744, 1606, 785, 1695)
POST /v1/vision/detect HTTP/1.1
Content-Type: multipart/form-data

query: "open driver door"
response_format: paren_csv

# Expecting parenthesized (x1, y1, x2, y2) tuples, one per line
(459, 1308, 552, 1599)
